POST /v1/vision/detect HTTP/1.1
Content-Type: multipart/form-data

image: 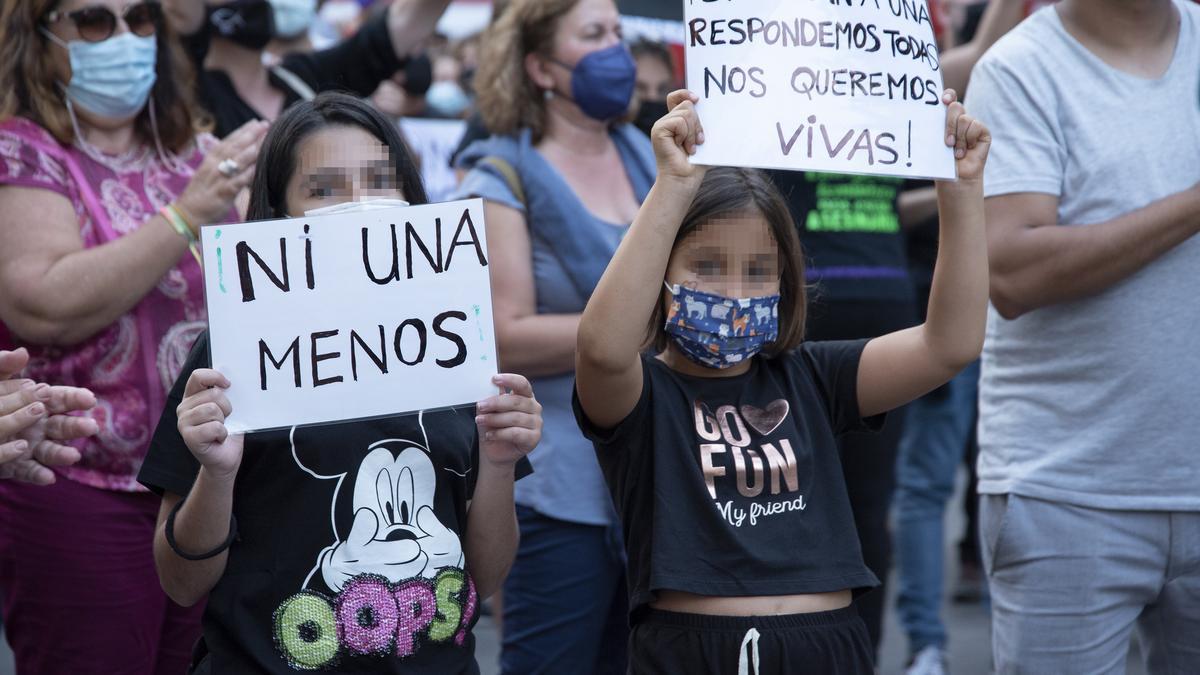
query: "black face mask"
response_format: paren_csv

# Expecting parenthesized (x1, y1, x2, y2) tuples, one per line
(208, 0, 275, 51)
(634, 99, 669, 138)
(402, 54, 433, 96)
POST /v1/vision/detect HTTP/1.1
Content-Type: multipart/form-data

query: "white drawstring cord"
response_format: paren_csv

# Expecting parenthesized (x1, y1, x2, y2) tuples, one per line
(737, 627, 761, 675)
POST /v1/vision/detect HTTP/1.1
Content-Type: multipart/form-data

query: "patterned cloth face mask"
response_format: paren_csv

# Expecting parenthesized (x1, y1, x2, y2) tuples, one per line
(663, 282, 781, 369)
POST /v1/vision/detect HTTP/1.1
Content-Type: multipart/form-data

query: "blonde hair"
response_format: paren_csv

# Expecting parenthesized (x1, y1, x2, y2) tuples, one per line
(0, 0, 207, 151)
(475, 0, 578, 143)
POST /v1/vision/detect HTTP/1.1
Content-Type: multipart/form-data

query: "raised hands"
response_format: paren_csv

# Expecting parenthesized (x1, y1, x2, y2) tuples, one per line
(0, 348, 98, 485)
(474, 374, 542, 468)
(651, 90, 708, 188)
(943, 89, 991, 183)
(176, 120, 269, 227)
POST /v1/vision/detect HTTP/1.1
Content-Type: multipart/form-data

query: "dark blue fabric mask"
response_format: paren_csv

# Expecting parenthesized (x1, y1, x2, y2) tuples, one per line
(663, 283, 781, 369)
(553, 44, 636, 121)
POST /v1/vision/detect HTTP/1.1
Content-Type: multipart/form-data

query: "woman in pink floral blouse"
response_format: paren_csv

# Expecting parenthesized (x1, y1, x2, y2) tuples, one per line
(0, 0, 266, 672)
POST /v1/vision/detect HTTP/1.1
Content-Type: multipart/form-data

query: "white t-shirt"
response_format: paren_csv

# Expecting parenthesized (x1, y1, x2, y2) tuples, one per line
(967, 0, 1200, 510)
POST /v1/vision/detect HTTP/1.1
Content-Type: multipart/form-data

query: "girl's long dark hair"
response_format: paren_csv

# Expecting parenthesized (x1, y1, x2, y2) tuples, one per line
(247, 92, 428, 221)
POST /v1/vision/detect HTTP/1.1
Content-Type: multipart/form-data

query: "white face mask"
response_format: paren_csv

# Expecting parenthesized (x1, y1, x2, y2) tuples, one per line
(303, 197, 410, 217)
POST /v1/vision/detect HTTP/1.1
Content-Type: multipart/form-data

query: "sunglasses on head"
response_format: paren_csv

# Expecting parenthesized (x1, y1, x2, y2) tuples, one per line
(44, 1, 163, 43)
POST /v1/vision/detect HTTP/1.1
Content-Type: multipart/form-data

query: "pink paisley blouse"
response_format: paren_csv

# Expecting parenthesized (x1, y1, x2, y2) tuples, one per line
(0, 117, 235, 491)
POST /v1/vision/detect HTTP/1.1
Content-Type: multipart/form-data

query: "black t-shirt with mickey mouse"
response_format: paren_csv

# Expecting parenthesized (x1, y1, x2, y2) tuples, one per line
(573, 340, 883, 621)
(139, 333, 530, 674)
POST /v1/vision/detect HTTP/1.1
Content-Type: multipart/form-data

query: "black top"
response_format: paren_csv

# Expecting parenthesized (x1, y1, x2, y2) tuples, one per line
(187, 13, 404, 138)
(768, 171, 915, 303)
(573, 341, 883, 622)
(139, 333, 530, 674)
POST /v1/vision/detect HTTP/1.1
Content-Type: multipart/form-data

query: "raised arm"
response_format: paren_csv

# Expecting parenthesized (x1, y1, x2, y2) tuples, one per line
(575, 90, 706, 429)
(386, 0, 452, 59)
(857, 90, 991, 418)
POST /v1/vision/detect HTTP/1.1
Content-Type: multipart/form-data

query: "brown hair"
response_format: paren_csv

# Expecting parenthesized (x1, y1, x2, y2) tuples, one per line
(474, 0, 577, 142)
(647, 167, 809, 357)
(0, 0, 208, 152)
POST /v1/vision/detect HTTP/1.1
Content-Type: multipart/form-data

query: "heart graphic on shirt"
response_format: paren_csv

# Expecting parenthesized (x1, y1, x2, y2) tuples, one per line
(741, 400, 790, 437)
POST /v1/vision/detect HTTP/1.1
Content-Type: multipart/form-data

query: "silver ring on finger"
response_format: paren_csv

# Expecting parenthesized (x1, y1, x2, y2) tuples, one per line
(217, 158, 240, 178)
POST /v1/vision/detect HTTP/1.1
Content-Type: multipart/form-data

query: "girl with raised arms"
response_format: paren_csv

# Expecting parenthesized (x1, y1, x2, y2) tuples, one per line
(573, 89, 990, 673)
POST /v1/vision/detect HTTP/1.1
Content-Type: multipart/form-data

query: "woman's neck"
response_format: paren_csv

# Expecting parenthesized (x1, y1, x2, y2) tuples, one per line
(540, 97, 611, 155)
(658, 345, 753, 379)
(74, 113, 137, 155)
(206, 37, 269, 90)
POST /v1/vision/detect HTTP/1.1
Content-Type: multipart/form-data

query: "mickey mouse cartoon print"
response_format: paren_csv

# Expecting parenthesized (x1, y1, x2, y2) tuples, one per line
(311, 439, 464, 592)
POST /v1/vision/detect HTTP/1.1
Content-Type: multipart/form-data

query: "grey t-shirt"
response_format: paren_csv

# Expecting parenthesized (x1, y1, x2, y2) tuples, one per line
(967, 1, 1200, 510)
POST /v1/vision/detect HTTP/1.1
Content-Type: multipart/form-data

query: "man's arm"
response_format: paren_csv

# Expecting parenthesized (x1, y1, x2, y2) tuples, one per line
(987, 186, 1200, 319)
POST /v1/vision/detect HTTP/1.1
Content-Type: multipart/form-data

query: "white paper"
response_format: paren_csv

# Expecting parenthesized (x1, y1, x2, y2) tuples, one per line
(399, 117, 470, 204)
(684, 0, 956, 180)
(200, 199, 497, 432)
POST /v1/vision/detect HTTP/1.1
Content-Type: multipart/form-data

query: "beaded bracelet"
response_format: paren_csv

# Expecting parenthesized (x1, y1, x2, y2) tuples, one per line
(165, 496, 238, 561)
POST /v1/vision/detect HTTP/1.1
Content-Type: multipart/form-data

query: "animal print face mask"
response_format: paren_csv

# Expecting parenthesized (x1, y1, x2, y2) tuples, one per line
(662, 282, 780, 369)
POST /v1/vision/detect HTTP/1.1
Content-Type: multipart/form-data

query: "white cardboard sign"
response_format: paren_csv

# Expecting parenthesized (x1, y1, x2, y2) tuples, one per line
(684, 0, 956, 180)
(200, 199, 497, 432)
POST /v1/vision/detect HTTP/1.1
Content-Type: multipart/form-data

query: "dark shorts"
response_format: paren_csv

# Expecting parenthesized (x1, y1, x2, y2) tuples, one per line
(629, 606, 874, 675)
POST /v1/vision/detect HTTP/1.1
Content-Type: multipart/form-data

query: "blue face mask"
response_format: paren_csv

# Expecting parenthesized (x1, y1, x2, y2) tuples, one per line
(42, 30, 157, 120)
(663, 283, 781, 370)
(552, 43, 636, 121)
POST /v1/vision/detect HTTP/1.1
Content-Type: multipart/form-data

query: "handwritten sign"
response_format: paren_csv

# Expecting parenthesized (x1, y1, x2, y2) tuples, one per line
(399, 117, 469, 204)
(685, 0, 956, 180)
(200, 199, 497, 432)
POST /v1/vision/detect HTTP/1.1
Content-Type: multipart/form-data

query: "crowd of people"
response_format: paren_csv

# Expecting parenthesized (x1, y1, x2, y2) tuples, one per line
(0, 0, 1196, 674)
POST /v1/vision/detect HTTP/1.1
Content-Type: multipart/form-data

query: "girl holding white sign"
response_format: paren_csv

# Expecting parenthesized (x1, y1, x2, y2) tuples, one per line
(139, 93, 543, 674)
(573, 89, 989, 673)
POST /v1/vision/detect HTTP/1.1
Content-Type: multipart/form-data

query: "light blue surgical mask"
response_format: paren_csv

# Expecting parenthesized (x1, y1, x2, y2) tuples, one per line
(270, 0, 317, 40)
(42, 30, 157, 120)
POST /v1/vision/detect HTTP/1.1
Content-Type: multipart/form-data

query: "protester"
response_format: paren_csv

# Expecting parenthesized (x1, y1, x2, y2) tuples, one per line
(0, 0, 259, 669)
(164, 0, 450, 137)
(0, 348, 98, 484)
(966, 0, 1200, 671)
(573, 88, 989, 674)
(138, 91, 541, 674)
(453, 0, 655, 671)
(629, 38, 675, 138)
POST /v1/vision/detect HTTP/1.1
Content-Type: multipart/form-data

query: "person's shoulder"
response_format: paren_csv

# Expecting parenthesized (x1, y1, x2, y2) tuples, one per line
(975, 8, 1061, 73)
(0, 116, 60, 148)
(453, 130, 528, 171)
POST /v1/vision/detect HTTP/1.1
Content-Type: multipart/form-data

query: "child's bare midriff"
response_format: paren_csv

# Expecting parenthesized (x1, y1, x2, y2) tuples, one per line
(651, 589, 853, 616)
